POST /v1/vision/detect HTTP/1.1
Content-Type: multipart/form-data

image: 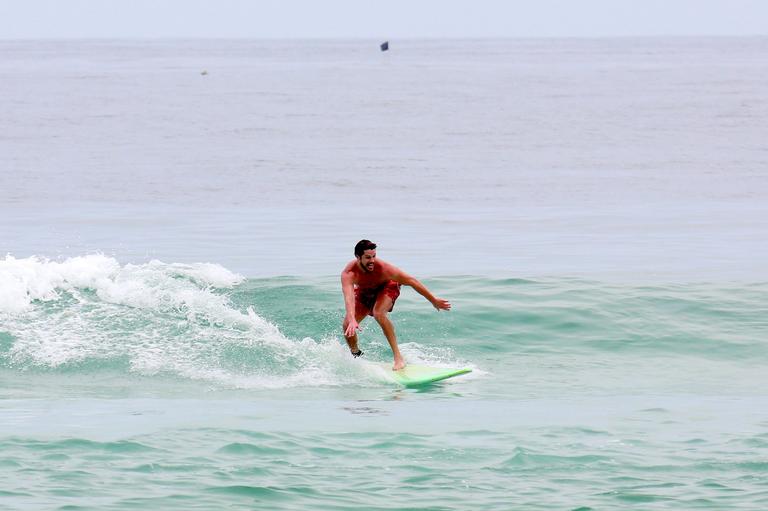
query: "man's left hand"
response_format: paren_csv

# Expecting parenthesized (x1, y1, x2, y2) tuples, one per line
(433, 298, 451, 311)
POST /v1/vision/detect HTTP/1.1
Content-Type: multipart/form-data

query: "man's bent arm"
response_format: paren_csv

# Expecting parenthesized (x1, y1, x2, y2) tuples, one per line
(341, 270, 357, 321)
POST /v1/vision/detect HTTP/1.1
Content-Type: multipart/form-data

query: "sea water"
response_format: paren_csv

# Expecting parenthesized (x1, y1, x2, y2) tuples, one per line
(1, 38, 767, 510)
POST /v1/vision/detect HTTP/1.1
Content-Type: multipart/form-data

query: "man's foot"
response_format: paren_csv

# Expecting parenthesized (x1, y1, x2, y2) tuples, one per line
(392, 356, 406, 371)
(351, 349, 363, 358)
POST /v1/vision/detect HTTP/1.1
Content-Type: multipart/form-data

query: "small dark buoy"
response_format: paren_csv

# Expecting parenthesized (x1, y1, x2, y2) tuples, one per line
(380, 41, 389, 52)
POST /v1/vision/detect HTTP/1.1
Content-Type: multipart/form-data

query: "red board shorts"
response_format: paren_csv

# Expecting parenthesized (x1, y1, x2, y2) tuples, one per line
(355, 280, 401, 317)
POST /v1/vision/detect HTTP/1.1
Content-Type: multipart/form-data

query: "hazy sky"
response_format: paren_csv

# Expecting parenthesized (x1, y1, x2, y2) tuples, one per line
(0, 0, 765, 39)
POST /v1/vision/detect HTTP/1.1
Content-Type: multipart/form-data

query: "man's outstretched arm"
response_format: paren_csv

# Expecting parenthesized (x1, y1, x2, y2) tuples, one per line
(391, 269, 451, 311)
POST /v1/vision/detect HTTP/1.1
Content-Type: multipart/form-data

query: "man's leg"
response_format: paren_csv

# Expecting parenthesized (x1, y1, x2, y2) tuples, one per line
(343, 310, 368, 355)
(372, 296, 406, 370)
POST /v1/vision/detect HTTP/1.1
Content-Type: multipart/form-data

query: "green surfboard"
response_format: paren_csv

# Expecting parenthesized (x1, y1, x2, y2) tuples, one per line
(380, 363, 472, 387)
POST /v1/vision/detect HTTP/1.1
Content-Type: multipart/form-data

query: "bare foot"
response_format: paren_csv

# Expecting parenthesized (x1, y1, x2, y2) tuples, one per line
(392, 357, 406, 371)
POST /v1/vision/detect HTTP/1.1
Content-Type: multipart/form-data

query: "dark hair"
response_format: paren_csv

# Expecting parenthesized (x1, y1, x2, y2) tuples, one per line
(354, 239, 377, 257)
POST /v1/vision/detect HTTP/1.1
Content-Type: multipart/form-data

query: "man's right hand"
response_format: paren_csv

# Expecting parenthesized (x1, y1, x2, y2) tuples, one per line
(344, 317, 360, 338)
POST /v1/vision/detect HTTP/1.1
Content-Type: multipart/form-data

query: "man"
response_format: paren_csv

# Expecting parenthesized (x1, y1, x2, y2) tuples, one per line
(341, 239, 451, 370)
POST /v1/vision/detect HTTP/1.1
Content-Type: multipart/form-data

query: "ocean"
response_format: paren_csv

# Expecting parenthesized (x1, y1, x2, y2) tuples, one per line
(1, 38, 767, 509)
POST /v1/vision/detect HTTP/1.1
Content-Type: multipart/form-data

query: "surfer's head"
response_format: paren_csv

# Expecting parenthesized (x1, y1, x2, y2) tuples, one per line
(354, 239, 377, 272)
(354, 239, 376, 257)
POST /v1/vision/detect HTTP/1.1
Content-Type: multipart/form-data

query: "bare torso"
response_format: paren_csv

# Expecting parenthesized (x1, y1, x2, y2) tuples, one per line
(342, 258, 397, 290)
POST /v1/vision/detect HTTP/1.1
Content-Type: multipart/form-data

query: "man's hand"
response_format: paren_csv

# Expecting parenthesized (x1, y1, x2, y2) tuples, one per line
(344, 317, 360, 337)
(432, 298, 451, 311)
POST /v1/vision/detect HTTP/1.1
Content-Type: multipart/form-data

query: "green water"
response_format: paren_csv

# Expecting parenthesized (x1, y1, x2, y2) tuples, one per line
(1, 258, 767, 509)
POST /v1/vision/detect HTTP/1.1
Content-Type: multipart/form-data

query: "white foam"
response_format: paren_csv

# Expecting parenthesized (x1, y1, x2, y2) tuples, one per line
(166, 261, 244, 288)
(0, 255, 66, 313)
(0, 254, 243, 314)
(1, 254, 275, 366)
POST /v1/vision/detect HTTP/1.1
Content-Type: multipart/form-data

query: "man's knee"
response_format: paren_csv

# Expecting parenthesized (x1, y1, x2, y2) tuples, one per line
(373, 310, 389, 323)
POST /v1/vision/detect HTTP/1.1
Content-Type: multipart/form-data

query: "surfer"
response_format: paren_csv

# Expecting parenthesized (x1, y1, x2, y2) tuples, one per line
(341, 239, 451, 370)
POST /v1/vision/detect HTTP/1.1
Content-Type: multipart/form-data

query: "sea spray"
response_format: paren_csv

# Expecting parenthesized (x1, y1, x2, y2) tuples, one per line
(0, 255, 472, 389)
